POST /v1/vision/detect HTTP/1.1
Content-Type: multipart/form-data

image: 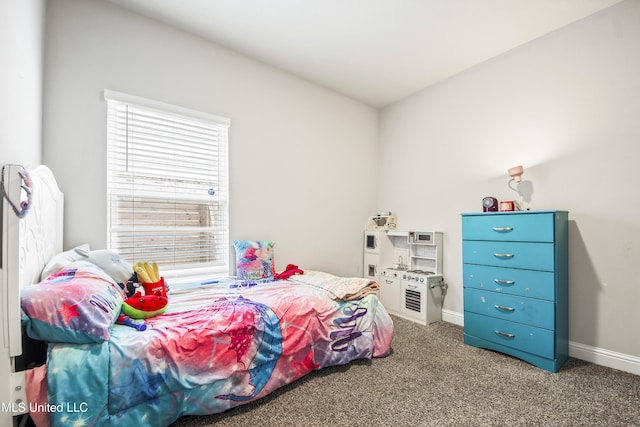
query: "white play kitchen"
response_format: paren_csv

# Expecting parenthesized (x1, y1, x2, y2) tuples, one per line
(363, 213, 445, 325)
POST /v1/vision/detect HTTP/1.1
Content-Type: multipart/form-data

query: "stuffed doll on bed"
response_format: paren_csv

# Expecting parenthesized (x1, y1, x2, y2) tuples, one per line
(39, 245, 169, 320)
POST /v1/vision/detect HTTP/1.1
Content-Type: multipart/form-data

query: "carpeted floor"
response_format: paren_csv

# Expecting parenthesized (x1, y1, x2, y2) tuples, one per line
(170, 315, 640, 426)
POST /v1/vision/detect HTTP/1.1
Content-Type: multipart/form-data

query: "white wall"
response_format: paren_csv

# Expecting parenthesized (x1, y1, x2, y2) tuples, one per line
(42, 0, 378, 277)
(41, 0, 640, 370)
(0, 3, 44, 421)
(379, 0, 640, 363)
(0, 0, 45, 167)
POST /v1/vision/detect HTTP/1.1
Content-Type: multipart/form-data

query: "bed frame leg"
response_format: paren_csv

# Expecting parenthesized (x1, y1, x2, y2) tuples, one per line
(0, 371, 26, 427)
(10, 371, 27, 415)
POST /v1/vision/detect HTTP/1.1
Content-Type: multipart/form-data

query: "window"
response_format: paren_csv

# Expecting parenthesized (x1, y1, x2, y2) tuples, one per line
(104, 90, 230, 281)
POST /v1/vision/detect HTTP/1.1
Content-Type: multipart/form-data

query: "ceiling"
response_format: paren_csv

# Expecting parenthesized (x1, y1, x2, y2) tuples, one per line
(103, 0, 623, 107)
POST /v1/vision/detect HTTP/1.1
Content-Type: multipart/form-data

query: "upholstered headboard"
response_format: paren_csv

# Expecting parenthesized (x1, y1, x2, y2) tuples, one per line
(1, 164, 64, 357)
(0, 164, 64, 425)
(18, 165, 64, 286)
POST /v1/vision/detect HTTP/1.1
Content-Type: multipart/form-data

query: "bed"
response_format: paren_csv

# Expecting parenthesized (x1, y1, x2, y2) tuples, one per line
(0, 164, 393, 427)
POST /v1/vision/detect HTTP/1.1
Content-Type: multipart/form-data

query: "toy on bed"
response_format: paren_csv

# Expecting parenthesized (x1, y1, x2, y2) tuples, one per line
(68, 249, 169, 319)
(38, 246, 168, 323)
(274, 263, 304, 280)
(121, 261, 168, 319)
(116, 314, 147, 331)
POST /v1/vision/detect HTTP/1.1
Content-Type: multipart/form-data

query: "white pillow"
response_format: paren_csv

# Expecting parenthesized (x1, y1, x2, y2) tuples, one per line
(74, 247, 133, 283)
(40, 244, 91, 281)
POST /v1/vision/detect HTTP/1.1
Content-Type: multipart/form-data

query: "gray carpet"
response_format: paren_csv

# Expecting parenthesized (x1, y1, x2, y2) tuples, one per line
(170, 316, 640, 426)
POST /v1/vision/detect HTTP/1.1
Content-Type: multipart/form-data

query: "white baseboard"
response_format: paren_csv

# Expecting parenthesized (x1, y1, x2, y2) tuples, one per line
(442, 309, 464, 326)
(442, 309, 640, 376)
(568, 341, 640, 376)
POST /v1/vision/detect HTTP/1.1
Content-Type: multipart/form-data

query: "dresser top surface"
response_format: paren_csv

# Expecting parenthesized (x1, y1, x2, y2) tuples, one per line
(461, 210, 568, 217)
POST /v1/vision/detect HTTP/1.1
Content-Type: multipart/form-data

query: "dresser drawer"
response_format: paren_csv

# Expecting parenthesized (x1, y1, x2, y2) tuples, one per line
(464, 288, 555, 330)
(463, 264, 555, 300)
(463, 240, 555, 271)
(464, 312, 554, 359)
(462, 213, 555, 242)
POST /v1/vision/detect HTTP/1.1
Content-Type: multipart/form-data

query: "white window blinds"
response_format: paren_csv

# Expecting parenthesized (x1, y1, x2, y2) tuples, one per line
(104, 90, 230, 278)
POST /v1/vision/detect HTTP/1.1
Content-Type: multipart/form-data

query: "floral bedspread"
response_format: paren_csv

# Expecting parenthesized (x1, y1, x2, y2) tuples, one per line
(42, 275, 393, 426)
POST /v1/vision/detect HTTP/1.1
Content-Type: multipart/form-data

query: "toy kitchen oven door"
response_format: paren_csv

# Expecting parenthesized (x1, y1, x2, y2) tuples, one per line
(401, 271, 444, 325)
(381, 268, 444, 325)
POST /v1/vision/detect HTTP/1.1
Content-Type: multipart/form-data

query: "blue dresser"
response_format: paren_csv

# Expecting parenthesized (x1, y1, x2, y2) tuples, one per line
(461, 210, 569, 372)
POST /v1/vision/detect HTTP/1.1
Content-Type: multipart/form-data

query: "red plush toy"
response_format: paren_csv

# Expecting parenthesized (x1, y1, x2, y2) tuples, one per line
(274, 264, 304, 280)
(121, 262, 169, 319)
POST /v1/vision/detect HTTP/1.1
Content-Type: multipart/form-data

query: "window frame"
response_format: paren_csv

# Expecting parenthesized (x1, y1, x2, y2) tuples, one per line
(104, 90, 230, 283)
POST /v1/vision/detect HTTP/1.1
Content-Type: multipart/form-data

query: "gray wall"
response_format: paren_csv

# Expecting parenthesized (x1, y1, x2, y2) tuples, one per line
(19, 0, 640, 372)
(0, 0, 45, 167)
(379, 1, 640, 366)
(43, 0, 379, 277)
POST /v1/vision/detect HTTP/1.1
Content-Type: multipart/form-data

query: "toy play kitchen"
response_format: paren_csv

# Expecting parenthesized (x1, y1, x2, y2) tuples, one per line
(364, 214, 445, 325)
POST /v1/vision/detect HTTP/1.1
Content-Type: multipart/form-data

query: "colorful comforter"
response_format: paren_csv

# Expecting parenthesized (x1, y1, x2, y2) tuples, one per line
(290, 270, 381, 301)
(41, 274, 393, 426)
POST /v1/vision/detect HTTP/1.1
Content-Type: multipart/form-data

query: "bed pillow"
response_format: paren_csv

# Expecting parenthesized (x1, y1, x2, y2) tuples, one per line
(21, 261, 125, 344)
(74, 247, 133, 283)
(233, 240, 276, 280)
(40, 243, 91, 280)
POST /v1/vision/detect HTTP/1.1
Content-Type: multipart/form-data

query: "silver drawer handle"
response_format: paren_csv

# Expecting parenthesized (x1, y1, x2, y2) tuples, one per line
(493, 253, 514, 258)
(494, 279, 515, 285)
(494, 330, 515, 338)
(492, 227, 513, 232)
(384, 280, 394, 284)
(494, 305, 515, 312)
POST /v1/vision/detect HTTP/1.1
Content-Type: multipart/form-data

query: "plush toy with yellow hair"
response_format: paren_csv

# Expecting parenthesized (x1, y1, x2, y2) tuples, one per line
(121, 262, 168, 319)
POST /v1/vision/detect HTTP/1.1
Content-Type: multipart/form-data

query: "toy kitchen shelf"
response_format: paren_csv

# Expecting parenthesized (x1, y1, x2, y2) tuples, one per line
(385, 230, 442, 274)
(363, 229, 443, 279)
